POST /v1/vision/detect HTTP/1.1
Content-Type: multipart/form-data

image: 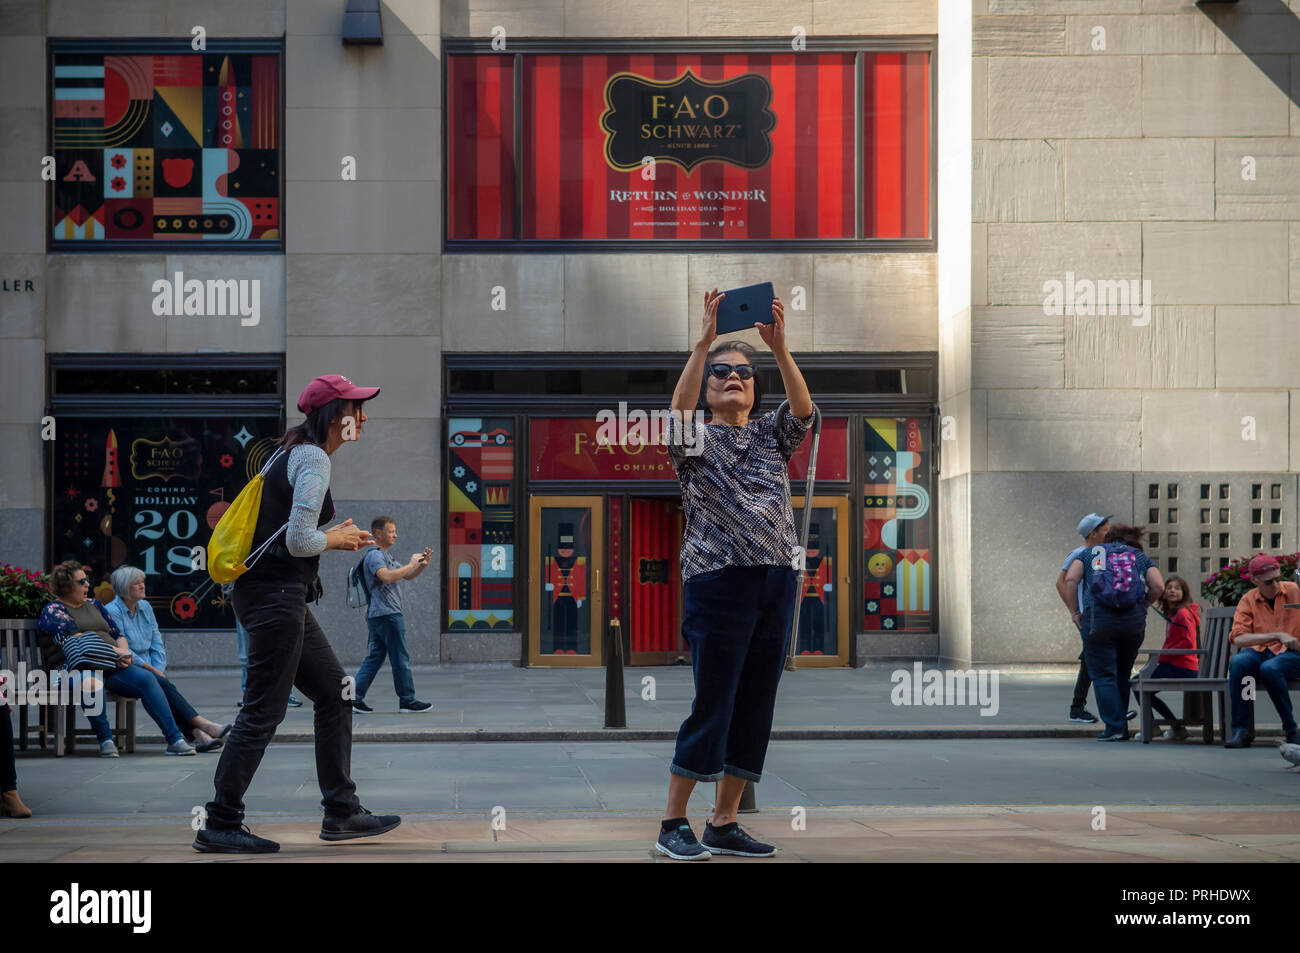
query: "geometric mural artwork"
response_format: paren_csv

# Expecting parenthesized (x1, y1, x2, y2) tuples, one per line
(52, 52, 280, 243)
(447, 418, 515, 630)
(863, 417, 933, 632)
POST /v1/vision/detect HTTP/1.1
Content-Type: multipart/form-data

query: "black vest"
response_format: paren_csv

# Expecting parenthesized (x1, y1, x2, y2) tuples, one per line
(241, 445, 335, 586)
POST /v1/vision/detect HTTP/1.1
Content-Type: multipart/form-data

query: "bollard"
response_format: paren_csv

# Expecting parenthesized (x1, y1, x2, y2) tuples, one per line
(738, 779, 757, 814)
(604, 618, 626, 729)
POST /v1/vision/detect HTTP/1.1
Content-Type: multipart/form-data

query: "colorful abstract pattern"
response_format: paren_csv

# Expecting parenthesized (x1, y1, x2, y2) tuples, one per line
(863, 417, 932, 632)
(51, 51, 280, 244)
(447, 418, 515, 631)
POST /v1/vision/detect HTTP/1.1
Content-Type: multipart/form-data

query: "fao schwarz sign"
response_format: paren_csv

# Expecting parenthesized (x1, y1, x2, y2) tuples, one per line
(601, 69, 775, 174)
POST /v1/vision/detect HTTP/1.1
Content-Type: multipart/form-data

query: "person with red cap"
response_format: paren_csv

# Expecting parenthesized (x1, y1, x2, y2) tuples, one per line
(1225, 553, 1300, 748)
(196, 374, 402, 853)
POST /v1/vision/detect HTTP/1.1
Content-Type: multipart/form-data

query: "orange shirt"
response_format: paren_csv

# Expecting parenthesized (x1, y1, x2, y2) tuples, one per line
(1229, 581, 1300, 655)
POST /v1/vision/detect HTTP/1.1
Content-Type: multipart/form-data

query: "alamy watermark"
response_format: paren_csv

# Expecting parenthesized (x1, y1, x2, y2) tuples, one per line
(0, 664, 104, 716)
(150, 270, 260, 326)
(593, 402, 706, 457)
(890, 662, 1000, 717)
(1042, 271, 1151, 327)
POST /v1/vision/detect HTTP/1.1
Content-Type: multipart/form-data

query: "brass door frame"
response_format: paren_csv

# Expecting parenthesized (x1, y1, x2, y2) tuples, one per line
(790, 495, 851, 668)
(528, 495, 604, 667)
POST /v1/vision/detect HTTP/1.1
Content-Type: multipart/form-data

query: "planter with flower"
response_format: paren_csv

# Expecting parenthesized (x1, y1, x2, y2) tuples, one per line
(1201, 553, 1300, 607)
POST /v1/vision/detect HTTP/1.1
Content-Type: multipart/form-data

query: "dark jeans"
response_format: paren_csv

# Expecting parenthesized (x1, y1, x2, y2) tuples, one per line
(1, 705, 16, 793)
(104, 664, 198, 745)
(671, 564, 796, 782)
(206, 578, 360, 829)
(1070, 619, 1092, 710)
(1228, 649, 1300, 736)
(355, 613, 415, 705)
(1146, 661, 1192, 723)
(1083, 618, 1144, 734)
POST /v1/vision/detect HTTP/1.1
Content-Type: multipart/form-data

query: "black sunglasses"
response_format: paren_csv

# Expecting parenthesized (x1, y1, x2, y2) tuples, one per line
(708, 363, 755, 381)
(74, 577, 90, 586)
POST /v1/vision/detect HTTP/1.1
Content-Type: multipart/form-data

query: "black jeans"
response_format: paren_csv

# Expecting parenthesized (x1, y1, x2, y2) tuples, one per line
(1082, 617, 1144, 734)
(206, 578, 360, 829)
(1, 704, 16, 793)
(671, 565, 797, 782)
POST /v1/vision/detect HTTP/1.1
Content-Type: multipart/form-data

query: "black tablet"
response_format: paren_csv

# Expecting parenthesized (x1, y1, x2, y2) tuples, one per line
(714, 281, 775, 335)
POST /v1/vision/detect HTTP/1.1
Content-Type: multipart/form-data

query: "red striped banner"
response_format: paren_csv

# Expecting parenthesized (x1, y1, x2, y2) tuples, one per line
(448, 51, 929, 241)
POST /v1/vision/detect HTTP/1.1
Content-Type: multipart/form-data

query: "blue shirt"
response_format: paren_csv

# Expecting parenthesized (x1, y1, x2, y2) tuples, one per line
(104, 598, 167, 672)
(1064, 546, 1090, 614)
(364, 547, 404, 618)
(1072, 544, 1153, 629)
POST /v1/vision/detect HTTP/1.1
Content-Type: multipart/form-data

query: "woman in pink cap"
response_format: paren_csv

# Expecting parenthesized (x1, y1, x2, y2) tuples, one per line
(196, 374, 402, 853)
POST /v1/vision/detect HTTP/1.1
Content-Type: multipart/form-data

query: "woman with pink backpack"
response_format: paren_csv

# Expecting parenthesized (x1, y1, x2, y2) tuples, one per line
(1064, 523, 1165, 741)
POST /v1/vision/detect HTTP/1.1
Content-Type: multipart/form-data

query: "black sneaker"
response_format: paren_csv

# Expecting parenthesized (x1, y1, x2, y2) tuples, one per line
(1126, 710, 1137, 722)
(701, 820, 777, 857)
(320, 806, 401, 842)
(193, 824, 280, 854)
(1097, 730, 1130, 742)
(654, 820, 710, 861)
(352, 699, 374, 714)
(1069, 708, 1099, 724)
(398, 700, 432, 713)
(286, 695, 303, 708)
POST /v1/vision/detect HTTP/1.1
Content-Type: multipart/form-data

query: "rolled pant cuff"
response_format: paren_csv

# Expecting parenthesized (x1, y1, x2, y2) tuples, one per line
(669, 761, 724, 782)
(723, 764, 761, 782)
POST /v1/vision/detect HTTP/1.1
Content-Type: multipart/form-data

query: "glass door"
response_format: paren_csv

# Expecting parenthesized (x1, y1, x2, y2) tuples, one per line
(789, 495, 851, 667)
(528, 496, 604, 666)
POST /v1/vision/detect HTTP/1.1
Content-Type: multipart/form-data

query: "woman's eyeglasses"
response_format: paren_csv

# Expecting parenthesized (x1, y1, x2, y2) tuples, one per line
(708, 363, 755, 381)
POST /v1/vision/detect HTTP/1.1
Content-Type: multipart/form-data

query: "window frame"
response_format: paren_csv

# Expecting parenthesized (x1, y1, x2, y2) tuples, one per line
(442, 36, 938, 253)
(47, 37, 286, 254)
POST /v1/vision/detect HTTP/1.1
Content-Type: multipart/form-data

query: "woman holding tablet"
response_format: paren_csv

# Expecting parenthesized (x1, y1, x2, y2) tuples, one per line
(656, 288, 815, 860)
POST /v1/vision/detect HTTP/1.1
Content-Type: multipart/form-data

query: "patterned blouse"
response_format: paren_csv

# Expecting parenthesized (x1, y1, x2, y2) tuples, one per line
(37, 599, 123, 670)
(667, 408, 813, 581)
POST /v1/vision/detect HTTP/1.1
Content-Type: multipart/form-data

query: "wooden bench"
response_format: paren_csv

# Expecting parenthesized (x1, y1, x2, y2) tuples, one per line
(1134, 606, 1232, 745)
(2, 619, 136, 755)
(1136, 605, 1300, 746)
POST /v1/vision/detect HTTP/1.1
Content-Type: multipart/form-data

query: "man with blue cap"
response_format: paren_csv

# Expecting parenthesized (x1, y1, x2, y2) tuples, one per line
(1056, 513, 1111, 723)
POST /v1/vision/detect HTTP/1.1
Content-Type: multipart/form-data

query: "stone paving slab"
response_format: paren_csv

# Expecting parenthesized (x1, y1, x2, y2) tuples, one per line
(3, 806, 1296, 863)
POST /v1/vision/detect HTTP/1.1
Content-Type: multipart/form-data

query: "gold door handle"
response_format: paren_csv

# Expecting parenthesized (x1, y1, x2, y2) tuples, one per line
(595, 569, 600, 593)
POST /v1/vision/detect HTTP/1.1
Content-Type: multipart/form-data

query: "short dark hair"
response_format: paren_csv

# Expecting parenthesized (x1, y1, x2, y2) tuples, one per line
(371, 516, 394, 535)
(1103, 522, 1147, 551)
(698, 340, 763, 414)
(50, 560, 84, 598)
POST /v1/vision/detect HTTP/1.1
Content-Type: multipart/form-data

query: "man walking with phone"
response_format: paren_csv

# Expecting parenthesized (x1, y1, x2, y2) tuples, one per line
(352, 517, 433, 714)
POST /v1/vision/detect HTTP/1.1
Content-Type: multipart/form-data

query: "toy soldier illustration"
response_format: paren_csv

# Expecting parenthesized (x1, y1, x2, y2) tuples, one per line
(797, 523, 832, 655)
(545, 522, 586, 654)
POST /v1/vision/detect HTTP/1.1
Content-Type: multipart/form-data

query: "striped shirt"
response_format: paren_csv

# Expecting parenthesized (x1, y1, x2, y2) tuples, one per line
(667, 408, 813, 581)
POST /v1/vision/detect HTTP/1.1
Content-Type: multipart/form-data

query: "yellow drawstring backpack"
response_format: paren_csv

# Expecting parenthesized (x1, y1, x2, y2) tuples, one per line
(208, 448, 289, 584)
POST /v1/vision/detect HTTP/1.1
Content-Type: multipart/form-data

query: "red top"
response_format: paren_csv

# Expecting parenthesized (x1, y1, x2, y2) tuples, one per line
(1160, 604, 1200, 671)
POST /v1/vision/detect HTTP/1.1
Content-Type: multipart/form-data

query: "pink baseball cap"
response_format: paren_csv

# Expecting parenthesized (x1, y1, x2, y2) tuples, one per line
(296, 374, 380, 414)
(1246, 553, 1279, 578)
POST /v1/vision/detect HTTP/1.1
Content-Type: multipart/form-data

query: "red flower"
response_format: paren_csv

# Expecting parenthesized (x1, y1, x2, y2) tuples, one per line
(110, 153, 126, 169)
(219, 453, 234, 468)
(174, 595, 198, 621)
(111, 176, 126, 192)
(84, 498, 99, 512)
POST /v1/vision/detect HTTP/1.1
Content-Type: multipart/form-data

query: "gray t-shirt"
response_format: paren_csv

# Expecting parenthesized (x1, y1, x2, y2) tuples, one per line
(364, 547, 404, 618)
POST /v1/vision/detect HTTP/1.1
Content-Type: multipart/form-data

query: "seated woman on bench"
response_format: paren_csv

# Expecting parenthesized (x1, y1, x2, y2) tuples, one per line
(38, 560, 230, 757)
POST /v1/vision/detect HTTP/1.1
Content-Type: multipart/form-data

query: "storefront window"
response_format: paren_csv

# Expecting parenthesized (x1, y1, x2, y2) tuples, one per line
(446, 47, 931, 245)
(863, 417, 933, 632)
(48, 414, 280, 628)
(447, 417, 516, 630)
(50, 43, 282, 247)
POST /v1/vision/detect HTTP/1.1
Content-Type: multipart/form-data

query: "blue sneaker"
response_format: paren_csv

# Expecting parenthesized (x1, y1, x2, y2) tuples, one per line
(286, 695, 302, 708)
(654, 820, 710, 861)
(701, 820, 776, 857)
